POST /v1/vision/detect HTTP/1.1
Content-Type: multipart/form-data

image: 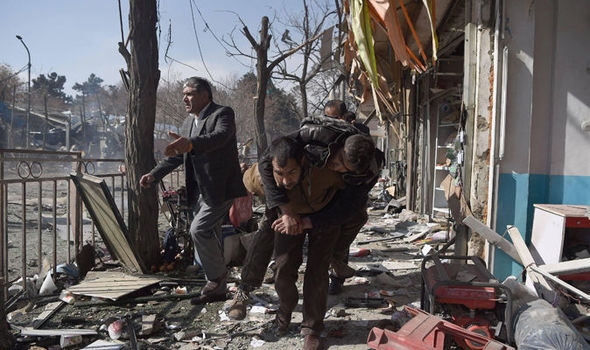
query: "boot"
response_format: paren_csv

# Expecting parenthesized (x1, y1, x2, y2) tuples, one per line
(191, 271, 227, 305)
(328, 275, 345, 295)
(228, 287, 250, 320)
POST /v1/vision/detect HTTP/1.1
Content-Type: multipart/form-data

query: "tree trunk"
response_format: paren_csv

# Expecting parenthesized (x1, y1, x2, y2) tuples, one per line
(125, 0, 160, 269)
(254, 17, 271, 158)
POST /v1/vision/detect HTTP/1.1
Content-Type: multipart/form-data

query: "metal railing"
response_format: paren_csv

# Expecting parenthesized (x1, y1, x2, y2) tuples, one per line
(0, 149, 186, 308)
(0, 149, 127, 301)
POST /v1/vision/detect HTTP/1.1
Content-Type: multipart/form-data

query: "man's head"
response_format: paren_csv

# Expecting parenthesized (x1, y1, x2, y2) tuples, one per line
(183, 77, 213, 115)
(327, 134, 375, 174)
(342, 111, 356, 123)
(268, 136, 305, 190)
(324, 99, 347, 119)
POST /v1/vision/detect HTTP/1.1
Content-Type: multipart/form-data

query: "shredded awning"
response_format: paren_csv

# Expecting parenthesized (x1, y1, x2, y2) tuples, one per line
(344, 0, 449, 119)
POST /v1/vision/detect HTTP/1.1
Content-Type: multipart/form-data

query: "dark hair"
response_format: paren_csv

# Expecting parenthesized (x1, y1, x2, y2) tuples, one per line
(343, 134, 375, 174)
(342, 111, 356, 123)
(324, 99, 347, 117)
(268, 136, 304, 168)
(184, 77, 212, 100)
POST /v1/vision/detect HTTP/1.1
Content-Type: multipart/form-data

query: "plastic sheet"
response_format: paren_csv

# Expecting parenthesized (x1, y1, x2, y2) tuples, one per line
(513, 298, 590, 349)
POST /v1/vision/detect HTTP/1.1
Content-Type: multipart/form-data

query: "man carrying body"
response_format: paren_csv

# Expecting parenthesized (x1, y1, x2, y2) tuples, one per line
(267, 114, 383, 295)
(239, 136, 350, 349)
(139, 77, 247, 305)
(266, 131, 379, 349)
(229, 114, 381, 311)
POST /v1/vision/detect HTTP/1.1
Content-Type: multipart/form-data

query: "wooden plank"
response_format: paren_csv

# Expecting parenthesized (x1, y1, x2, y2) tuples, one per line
(67, 271, 162, 301)
(533, 204, 590, 218)
(462, 216, 522, 264)
(70, 173, 146, 273)
(506, 225, 554, 299)
(19, 328, 97, 336)
(530, 265, 590, 302)
(32, 301, 65, 329)
(539, 257, 590, 275)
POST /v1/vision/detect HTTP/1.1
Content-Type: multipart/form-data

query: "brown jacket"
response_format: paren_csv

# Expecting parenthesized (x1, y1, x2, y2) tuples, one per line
(243, 162, 344, 214)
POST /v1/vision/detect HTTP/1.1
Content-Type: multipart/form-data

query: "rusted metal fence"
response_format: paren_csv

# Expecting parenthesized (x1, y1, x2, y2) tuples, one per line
(1, 149, 185, 310)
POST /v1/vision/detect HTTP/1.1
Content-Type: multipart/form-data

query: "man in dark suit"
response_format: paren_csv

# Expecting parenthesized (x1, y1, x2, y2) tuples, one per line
(140, 77, 247, 304)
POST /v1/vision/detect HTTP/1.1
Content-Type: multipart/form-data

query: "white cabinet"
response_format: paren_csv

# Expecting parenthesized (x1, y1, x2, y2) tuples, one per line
(530, 204, 590, 266)
(527, 204, 590, 291)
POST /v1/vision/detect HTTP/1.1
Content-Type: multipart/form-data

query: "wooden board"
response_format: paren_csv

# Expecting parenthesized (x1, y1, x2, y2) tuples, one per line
(67, 270, 161, 301)
(462, 215, 522, 264)
(70, 172, 146, 274)
(533, 204, 590, 218)
(18, 328, 98, 336)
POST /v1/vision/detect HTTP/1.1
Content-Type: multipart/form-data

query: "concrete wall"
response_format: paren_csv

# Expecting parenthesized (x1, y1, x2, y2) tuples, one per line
(493, 0, 590, 279)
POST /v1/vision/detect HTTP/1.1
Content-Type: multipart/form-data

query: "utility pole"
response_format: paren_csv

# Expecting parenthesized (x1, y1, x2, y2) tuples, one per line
(16, 35, 31, 149)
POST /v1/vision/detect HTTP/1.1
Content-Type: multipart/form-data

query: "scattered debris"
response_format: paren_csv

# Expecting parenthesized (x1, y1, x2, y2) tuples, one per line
(5, 205, 589, 349)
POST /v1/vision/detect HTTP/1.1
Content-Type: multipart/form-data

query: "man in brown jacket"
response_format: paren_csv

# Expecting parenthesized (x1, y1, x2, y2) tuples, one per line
(234, 135, 356, 350)
(233, 137, 343, 313)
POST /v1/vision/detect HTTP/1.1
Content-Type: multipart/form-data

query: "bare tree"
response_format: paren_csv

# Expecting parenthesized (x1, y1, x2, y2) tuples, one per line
(225, 14, 323, 156)
(156, 77, 185, 130)
(118, 0, 160, 269)
(274, 0, 342, 118)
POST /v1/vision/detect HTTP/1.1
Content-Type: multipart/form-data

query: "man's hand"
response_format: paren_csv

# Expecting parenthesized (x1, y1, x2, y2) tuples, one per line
(139, 173, 156, 188)
(164, 131, 193, 157)
(272, 213, 303, 235)
(300, 217, 312, 230)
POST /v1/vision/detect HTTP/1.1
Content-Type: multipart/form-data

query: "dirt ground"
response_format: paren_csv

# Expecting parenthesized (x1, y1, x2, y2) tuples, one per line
(6, 207, 436, 349)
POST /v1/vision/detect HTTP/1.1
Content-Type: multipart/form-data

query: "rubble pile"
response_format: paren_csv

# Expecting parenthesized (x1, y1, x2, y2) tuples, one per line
(4, 205, 590, 349)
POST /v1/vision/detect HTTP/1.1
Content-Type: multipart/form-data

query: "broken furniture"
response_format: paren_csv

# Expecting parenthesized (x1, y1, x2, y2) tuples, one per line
(70, 172, 146, 274)
(367, 306, 514, 350)
(529, 204, 590, 284)
(420, 255, 513, 348)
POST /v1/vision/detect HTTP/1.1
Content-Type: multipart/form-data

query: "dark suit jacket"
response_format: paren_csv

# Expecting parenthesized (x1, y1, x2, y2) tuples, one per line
(150, 102, 247, 206)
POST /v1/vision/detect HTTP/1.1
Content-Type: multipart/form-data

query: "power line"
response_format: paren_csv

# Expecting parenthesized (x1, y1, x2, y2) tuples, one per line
(188, 0, 221, 87)
(0, 64, 29, 84)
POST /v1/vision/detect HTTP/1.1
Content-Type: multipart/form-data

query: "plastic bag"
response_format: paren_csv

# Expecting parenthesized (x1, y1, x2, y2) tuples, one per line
(514, 298, 590, 350)
(162, 227, 179, 263)
(229, 193, 253, 228)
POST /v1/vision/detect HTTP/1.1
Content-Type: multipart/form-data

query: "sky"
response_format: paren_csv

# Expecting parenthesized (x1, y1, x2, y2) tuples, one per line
(0, 0, 305, 96)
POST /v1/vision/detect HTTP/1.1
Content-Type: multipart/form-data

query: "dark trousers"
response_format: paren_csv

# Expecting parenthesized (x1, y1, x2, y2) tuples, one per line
(331, 208, 368, 266)
(274, 225, 340, 335)
(239, 206, 279, 291)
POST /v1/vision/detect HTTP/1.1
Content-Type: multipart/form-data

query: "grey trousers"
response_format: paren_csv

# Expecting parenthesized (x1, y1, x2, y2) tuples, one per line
(190, 195, 234, 281)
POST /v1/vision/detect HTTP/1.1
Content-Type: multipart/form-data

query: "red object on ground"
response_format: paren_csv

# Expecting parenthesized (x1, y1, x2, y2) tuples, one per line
(349, 247, 370, 257)
(366, 306, 514, 350)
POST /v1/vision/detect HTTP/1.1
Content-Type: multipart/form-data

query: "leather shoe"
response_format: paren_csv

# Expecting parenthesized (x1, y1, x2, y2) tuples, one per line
(328, 275, 345, 295)
(191, 271, 228, 305)
(303, 334, 324, 350)
(200, 271, 227, 295)
(228, 288, 249, 320)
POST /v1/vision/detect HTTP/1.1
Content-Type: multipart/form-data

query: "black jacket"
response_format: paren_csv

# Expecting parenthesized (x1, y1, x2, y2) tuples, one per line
(260, 116, 384, 212)
(150, 102, 247, 206)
